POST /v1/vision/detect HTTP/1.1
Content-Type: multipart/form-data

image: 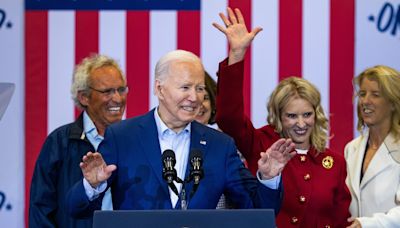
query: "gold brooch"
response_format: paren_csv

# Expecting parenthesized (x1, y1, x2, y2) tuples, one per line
(322, 156, 334, 169)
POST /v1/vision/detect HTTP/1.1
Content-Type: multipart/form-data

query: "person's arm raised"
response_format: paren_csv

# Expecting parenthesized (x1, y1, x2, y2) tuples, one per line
(212, 7, 262, 65)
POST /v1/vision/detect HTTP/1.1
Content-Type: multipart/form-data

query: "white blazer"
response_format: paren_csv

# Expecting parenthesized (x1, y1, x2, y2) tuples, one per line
(345, 131, 400, 227)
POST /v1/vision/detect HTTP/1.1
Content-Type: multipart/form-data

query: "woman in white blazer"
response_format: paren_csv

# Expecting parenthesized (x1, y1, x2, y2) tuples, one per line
(345, 65, 400, 228)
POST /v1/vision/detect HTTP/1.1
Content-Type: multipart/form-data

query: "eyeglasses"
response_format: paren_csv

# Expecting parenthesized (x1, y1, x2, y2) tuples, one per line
(89, 86, 129, 97)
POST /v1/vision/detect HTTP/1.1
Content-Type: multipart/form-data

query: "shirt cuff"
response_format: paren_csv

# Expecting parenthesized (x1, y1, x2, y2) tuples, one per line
(256, 171, 281, 189)
(83, 178, 107, 201)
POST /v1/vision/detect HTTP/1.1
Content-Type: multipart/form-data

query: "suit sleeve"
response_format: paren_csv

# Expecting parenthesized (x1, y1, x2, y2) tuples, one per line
(223, 137, 282, 214)
(333, 155, 352, 227)
(215, 59, 268, 175)
(65, 127, 118, 218)
(29, 135, 59, 228)
(358, 206, 400, 227)
(65, 180, 103, 218)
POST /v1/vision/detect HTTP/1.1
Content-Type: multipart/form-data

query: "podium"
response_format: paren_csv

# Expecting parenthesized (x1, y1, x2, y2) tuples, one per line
(93, 209, 275, 228)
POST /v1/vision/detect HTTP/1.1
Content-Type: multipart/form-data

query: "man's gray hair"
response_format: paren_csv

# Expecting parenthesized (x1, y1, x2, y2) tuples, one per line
(154, 50, 203, 84)
(71, 54, 126, 109)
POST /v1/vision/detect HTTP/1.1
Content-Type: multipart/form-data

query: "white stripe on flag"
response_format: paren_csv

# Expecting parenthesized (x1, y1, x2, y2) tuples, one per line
(100, 11, 127, 73)
(150, 11, 177, 109)
(302, 0, 330, 125)
(251, 0, 279, 128)
(48, 10, 75, 134)
(200, 0, 228, 78)
(99, 10, 127, 119)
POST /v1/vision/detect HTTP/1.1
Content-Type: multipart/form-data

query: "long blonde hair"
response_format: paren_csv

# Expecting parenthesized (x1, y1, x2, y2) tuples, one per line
(267, 77, 328, 152)
(354, 65, 400, 140)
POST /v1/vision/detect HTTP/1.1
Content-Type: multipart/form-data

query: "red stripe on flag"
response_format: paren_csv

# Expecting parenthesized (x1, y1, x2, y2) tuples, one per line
(177, 11, 201, 56)
(279, 0, 303, 80)
(329, 0, 355, 153)
(126, 11, 150, 117)
(25, 11, 48, 227)
(229, 0, 252, 117)
(74, 11, 99, 118)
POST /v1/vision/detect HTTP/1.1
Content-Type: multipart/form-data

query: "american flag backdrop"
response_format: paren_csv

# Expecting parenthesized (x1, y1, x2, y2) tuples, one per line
(23, 0, 400, 226)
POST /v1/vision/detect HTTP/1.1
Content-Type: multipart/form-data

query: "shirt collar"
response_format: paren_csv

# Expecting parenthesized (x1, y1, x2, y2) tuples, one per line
(154, 107, 191, 138)
(296, 148, 308, 155)
(83, 111, 103, 140)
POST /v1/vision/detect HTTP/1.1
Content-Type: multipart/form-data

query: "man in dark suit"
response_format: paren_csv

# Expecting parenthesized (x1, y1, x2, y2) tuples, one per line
(66, 50, 295, 218)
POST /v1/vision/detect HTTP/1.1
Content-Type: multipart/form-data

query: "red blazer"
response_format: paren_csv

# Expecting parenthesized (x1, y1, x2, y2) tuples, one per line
(216, 59, 351, 227)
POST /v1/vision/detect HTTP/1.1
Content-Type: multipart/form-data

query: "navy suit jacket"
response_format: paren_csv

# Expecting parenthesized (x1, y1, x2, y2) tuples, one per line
(67, 109, 282, 218)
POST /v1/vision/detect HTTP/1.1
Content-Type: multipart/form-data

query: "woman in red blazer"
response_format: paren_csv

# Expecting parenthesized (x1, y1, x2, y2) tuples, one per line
(213, 8, 351, 227)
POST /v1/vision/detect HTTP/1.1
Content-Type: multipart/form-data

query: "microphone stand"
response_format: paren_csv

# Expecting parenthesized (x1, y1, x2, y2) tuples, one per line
(173, 177, 187, 210)
(180, 181, 187, 210)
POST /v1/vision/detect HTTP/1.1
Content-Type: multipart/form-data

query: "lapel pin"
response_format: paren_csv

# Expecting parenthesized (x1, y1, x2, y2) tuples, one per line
(322, 156, 334, 169)
(200, 140, 206, 145)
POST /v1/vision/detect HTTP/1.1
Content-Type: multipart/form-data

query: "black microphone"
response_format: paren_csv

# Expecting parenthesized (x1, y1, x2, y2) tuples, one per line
(189, 149, 204, 198)
(162, 149, 179, 196)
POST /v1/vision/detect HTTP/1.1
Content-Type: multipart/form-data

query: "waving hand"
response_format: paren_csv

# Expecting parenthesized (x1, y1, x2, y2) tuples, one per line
(80, 151, 117, 188)
(213, 7, 262, 65)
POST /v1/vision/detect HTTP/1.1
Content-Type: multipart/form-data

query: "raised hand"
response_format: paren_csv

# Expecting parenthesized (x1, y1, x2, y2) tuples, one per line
(212, 7, 262, 65)
(79, 151, 117, 188)
(258, 138, 296, 179)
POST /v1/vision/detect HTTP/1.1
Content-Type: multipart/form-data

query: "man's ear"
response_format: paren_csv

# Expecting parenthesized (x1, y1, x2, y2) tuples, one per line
(77, 91, 89, 106)
(154, 80, 164, 100)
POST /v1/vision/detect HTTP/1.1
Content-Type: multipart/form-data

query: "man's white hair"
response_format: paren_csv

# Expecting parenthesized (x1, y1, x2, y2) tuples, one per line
(154, 50, 203, 84)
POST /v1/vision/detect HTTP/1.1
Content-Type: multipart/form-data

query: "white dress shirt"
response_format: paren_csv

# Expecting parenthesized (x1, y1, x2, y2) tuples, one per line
(83, 111, 113, 210)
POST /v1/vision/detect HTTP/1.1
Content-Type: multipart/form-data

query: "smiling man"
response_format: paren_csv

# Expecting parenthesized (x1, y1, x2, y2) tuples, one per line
(29, 54, 127, 228)
(66, 50, 293, 219)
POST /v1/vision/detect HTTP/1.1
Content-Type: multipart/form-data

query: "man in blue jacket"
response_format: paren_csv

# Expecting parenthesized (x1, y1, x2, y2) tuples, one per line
(29, 54, 128, 228)
(67, 50, 295, 217)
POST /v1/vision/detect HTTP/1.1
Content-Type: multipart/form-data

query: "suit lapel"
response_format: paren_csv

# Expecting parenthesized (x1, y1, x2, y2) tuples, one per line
(138, 109, 170, 198)
(360, 133, 394, 189)
(183, 121, 209, 206)
(187, 121, 209, 174)
(384, 133, 400, 162)
(190, 121, 209, 145)
(348, 134, 368, 198)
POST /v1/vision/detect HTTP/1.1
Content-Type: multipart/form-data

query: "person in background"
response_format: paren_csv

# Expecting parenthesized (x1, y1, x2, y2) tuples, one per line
(29, 54, 128, 228)
(213, 7, 351, 227)
(194, 71, 237, 209)
(195, 71, 217, 127)
(345, 65, 400, 228)
(66, 49, 295, 218)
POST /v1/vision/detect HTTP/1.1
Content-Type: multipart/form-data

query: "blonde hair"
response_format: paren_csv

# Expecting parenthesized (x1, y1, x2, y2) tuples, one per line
(267, 77, 328, 152)
(354, 65, 400, 139)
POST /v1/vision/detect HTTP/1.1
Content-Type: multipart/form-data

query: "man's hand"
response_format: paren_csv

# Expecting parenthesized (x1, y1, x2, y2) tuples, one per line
(258, 138, 296, 179)
(347, 217, 362, 228)
(212, 7, 262, 65)
(80, 152, 117, 188)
